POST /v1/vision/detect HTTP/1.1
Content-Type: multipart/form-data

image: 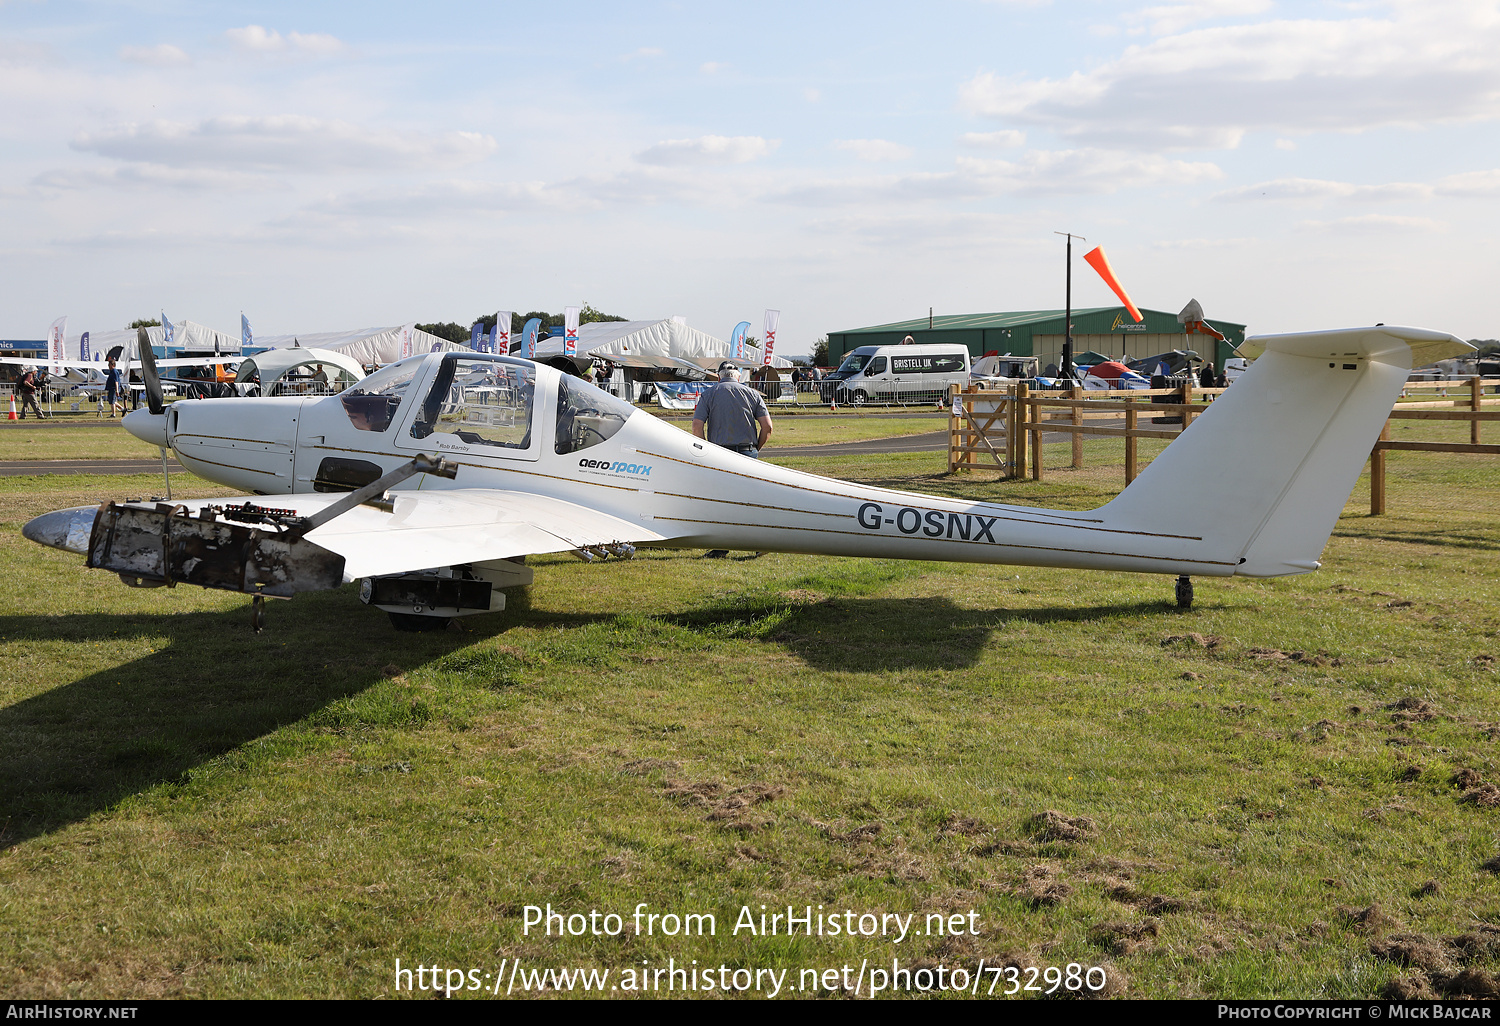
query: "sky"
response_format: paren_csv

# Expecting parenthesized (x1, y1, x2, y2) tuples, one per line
(3, 0, 1499, 354)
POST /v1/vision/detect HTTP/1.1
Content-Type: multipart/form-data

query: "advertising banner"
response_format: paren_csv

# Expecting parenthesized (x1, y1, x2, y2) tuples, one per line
(494, 311, 512, 355)
(521, 317, 541, 359)
(762, 309, 780, 366)
(48, 316, 67, 375)
(564, 306, 580, 356)
(729, 321, 750, 361)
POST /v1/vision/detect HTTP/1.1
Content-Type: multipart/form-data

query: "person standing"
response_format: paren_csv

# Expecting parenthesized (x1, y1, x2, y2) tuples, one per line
(103, 358, 123, 416)
(16, 368, 41, 419)
(1199, 362, 1216, 389)
(692, 363, 773, 558)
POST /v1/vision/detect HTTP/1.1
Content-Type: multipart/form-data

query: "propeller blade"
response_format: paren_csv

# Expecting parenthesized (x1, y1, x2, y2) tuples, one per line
(136, 327, 164, 415)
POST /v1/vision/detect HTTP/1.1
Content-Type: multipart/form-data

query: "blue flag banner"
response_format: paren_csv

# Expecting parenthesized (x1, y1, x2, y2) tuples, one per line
(521, 317, 541, 359)
(80, 331, 90, 362)
(242, 314, 253, 349)
(470, 322, 484, 350)
(729, 321, 750, 361)
(162, 313, 174, 346)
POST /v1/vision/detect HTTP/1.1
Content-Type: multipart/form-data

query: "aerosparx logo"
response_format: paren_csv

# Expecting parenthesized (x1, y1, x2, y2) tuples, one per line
(578, 458, 652, 478)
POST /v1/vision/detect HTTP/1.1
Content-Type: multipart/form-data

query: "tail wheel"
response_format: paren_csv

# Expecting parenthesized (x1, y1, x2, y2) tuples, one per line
(1175, 575, 1194, 609)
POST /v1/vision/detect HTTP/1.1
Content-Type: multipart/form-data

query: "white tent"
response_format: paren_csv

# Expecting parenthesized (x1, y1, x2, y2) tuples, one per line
(249, 325, 467, 367)
(535, 318, 794, 372)
(61, 320, 240, 362)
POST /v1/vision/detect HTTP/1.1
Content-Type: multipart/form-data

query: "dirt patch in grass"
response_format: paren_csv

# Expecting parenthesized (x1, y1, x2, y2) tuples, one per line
(661, 779, 785, 832)
(1371, 934, 1452, 972)
(1025, 810, 1097, 843)
(1339, 903, 1400, 935)
(1089, 919, 1160, 956)
(1461, 784, 1500, 808)
(1011, 865, 1073, 908)
(1453, 768, 1484, 789)
(938, 814, 992, 838)
(1161, 633, 1221, 650)
(1388, 697, 1439, 722)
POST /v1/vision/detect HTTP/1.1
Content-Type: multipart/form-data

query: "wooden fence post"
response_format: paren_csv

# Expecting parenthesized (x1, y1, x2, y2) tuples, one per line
(1071, 384, 1083, 468)
(1370, 420, 1389, 515)
(1031, 387, 1043, 481)
(1473, 376, 1483, 445)
(1180, 380, 1194, 428)
(1124, 397, 1138, 485)
(1015, 382, 1028, 479)
(948, 384, 959, 474)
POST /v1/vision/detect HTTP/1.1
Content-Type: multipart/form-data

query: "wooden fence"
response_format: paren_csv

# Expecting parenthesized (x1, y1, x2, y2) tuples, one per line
(1370, 377, 1500, 514)
(947, 381, 1225, 483)
(948, 376, 1499, 515)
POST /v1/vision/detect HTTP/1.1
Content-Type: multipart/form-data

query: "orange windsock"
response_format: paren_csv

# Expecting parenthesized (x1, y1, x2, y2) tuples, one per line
(1083, 246, 1142, 323)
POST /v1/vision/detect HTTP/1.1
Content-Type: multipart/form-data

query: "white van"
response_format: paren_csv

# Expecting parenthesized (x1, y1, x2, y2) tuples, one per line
(828, 343, 971, 405)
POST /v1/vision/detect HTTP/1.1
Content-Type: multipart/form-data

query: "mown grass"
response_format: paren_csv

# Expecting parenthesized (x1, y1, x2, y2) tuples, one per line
(1, 428, 1498, 1000)
(0, 423, 163, 461)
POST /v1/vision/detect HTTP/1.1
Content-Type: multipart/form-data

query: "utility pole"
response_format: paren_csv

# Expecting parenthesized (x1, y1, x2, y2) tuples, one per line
(1054, 231, 1085, 379)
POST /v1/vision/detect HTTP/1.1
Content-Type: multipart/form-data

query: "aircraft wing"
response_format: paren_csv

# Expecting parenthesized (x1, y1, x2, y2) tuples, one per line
(312, 487, 674, 578)
(89, 488, 677, 580)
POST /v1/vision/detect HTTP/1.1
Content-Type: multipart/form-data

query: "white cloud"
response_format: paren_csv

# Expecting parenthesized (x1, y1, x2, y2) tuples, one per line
(958, 130, 1026, 148)
(699, 61, 728, 74)
(1274, 138, 1296, 150)
(803, 87, 821, 103)
(623, 47, 663, 60)
(833, 138, 913, 162)
(224, 25, 345, 57)
(1435, 169, 1500, 197)
(71, 116, 496, 173)
(1152, 236, 1259, 248)
(771, 147, 1221, 206)
(32, 164, 279, 192)
(118, 44, 190, 68)
(960, 4, 1500, 150)
(958, 148, 1224, 194)
(1213, 177, 1431, 203)
(635, 135, 777, 166)
(1297, 213, 1445, 234)
(1124, 0, 1273, 36)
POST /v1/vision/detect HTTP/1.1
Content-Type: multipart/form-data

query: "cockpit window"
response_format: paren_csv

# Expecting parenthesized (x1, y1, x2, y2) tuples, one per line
(555, 375, 634, 454)
(410, 355, 536, 449)
(339, 356, 420, 433)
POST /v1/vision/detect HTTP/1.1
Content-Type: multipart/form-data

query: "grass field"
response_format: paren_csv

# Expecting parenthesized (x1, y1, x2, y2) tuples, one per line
(1, 417, 1498, 1000)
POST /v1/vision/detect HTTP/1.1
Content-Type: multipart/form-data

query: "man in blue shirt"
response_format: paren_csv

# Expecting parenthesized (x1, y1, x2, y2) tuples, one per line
(692, 363, 773, 557)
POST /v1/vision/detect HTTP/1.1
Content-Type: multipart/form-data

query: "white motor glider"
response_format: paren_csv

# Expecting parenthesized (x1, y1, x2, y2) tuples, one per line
(23, 326, 1470, 630)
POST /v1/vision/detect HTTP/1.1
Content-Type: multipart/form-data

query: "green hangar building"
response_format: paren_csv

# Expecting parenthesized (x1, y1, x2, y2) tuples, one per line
(826, 307, 1247, 375)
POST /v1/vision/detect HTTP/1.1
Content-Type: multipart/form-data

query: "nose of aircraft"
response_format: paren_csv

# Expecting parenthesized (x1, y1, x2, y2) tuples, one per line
(123, 408, 168, 448)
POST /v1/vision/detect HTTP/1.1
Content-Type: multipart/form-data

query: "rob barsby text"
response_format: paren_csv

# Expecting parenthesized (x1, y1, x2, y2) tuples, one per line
(523, 904, 980, 944)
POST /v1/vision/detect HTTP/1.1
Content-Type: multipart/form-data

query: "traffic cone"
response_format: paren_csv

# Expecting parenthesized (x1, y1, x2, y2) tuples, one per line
(6, 393, 15, 420)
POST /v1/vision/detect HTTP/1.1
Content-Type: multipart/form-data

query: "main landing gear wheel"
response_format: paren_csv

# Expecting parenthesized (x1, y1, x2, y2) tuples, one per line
(388, 611, 452, 632)
(1175, 575, 1194, 610)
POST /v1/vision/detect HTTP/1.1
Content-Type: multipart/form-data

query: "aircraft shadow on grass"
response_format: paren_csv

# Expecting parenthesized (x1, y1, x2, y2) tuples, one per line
(0, 590, 477, 851)
(0, 579, 1183, 849)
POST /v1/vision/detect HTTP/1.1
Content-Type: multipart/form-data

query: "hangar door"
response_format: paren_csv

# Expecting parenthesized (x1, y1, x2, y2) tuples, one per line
(1032, 333, 1192, 376)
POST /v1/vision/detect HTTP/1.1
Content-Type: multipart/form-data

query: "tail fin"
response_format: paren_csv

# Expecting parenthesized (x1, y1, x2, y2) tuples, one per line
(1101, 326, 1471, 577)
